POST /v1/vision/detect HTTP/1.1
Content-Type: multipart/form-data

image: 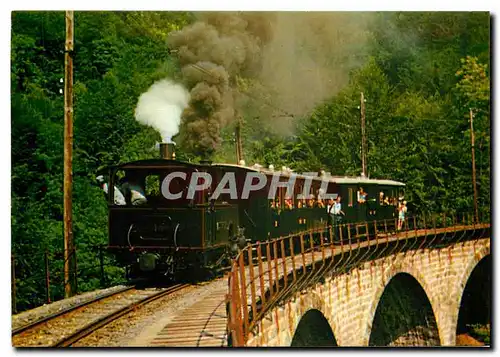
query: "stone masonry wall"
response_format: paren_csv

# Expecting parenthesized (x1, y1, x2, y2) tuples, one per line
(246, 238, 490, 347)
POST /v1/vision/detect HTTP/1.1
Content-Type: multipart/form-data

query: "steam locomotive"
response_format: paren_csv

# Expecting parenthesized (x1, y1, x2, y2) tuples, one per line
(105, 143, 405, 280)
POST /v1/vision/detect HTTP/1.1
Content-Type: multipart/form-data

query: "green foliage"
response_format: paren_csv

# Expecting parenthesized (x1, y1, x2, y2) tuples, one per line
(468, 324, 490, 345)
(280, 12, 490, 216)
(11, 11, 490, 312)
(11, 11, 192, 312)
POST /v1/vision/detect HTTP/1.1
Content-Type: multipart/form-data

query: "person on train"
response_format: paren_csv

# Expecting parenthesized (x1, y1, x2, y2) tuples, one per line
(96, 175, 126, 205)
(307, 194, 316, 208)
(398, 200, 408, 230)
(316, 189, 325, 208)
(121, 171, 147, 206)
(357, 187, 367, 203)
(328, 195, 345, 225)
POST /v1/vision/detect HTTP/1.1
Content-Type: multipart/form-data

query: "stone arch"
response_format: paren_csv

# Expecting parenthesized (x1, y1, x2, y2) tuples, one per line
(290, 308, 338, 347)
(446, 243, 490, 344)
(361, 259, 440, 345)
(455, 249, 491, 345)
(367, 272, 440, 346)
(292, 290, 328, 326)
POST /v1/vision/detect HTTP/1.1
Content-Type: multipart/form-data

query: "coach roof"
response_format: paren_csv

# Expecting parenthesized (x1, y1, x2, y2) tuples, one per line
(213, 163, 405, 187)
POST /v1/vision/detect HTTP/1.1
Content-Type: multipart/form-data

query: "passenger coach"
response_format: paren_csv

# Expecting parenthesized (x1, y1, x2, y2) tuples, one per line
(104, 143, 405, 279)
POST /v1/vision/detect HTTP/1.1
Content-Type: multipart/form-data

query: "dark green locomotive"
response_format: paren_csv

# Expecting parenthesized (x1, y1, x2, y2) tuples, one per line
(105, 146, 405, 279)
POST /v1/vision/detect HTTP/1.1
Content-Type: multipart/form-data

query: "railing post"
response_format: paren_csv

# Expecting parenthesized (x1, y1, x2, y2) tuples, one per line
(45, 249, 51, 304)
(290, 236, 297, 283)
(339, 224, 344, 248)
(238, 253, 249, 337)
(325, 226, 336, 273)
(73, 246, 78, 294)
(11, 255, 17, 314)
(229, 261, 244, 346)
(300, 234, 306, 273)
(99, 245, 106, 288)
(280, 239, 288, 289)
(320, 230, 325, 262)
(273, 240, 280, 294)
(266, 241, 274, 297)
(247, 247, 257, 325)
(256, 243, 266, 306)
(309, 231, 315, 270)
(347, 223, 352, 246)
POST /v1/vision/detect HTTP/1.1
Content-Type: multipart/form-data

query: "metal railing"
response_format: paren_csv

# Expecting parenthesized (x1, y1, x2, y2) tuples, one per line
(226, 212, 490, 346)
(11, 245, 125, 314)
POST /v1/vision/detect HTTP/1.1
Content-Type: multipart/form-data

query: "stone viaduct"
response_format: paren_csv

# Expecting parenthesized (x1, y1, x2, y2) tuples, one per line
(242, 237, 490, 347)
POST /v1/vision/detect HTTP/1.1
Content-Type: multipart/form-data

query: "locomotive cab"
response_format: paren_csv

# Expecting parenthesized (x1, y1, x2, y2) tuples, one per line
(106, 159, 239, 279)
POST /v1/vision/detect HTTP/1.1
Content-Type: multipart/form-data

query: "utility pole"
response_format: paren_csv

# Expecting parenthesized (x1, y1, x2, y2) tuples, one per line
(469, 108, 479, 223)
(63, 10, 75, 298)
(360, 92, 367, 177)
(235, 113, 244, 164)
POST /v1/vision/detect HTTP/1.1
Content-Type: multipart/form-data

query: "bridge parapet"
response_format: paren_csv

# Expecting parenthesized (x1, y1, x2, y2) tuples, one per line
(227, 213, 490, 347)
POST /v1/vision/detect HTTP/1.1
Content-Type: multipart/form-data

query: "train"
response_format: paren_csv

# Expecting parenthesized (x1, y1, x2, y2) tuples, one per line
(104, 143, 405, 280)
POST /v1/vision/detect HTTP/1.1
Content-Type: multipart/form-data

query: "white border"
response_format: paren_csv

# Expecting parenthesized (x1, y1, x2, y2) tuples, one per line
(2, 2, 497, 356)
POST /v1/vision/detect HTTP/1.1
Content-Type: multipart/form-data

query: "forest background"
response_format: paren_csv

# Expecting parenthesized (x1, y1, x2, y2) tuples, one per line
(10, 11, 490, 311)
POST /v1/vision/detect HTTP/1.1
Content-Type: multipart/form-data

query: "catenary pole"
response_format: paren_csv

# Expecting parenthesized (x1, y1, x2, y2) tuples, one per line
(360, 92, 367, 177)
(469, 108, 479, 223)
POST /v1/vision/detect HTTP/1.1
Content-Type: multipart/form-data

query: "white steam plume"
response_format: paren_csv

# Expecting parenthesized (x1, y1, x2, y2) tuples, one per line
(134, 79, 190, 143)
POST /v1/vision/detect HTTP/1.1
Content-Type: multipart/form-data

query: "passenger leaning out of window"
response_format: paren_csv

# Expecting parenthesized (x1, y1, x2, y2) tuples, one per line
(357, 187, 367, 204)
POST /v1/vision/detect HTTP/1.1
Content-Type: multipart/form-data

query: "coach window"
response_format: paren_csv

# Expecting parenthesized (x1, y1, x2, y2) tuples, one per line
(380, 191, 390, 205)
(278, 187, 286, 209)
(392, 190, 397, 206)
(271, 188, 284, 211)
(295, 181, 304, 208)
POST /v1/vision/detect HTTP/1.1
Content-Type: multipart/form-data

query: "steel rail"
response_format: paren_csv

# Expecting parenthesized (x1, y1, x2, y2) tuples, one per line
(54, 283, 189, 347)
(12, 285, 135, 336)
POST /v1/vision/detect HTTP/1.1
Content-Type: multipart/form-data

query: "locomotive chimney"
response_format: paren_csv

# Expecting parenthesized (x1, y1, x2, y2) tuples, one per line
(160, 143, 175, 160)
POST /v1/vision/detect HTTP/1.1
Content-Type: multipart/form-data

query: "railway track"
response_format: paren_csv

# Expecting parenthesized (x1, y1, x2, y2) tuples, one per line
(12, 284, 189, 347)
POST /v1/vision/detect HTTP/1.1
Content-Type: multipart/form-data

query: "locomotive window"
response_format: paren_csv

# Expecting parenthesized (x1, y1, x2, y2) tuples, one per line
(348, 188, 353, 207)
(108, 169, 126, 205)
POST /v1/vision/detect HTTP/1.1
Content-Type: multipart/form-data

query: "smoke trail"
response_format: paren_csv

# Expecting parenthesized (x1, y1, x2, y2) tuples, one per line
(168, 12, 374, 157)
(167, 13, 274, 158)
(134, 79, 190, 143)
